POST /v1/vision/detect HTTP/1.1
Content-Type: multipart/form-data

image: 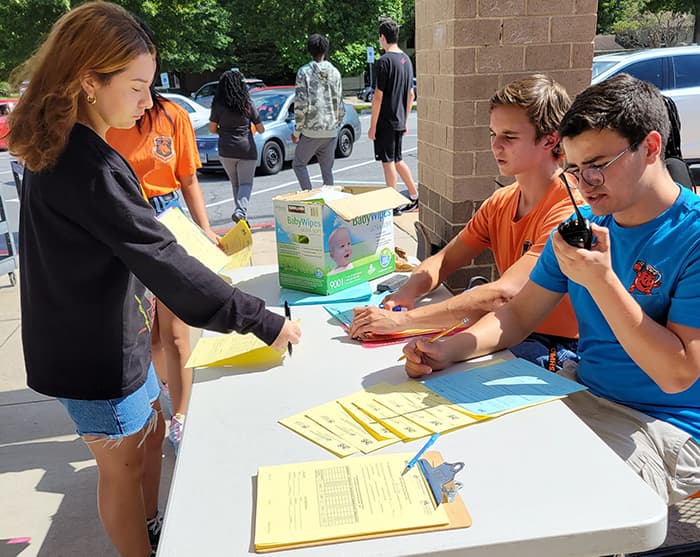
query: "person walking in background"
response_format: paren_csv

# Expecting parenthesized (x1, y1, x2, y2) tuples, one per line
(292, 34, 344, 191)
(108, 82, 216, 454)
(368, 17, 419, 214)
(8, 3, 300, 555)
(209, 69, 264, 224)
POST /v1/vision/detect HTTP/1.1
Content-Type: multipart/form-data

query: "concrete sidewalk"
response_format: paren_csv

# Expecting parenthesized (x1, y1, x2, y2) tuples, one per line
(0, 214, 419, 557)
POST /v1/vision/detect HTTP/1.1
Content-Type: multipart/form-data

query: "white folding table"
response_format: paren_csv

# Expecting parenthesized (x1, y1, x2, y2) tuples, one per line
(158, 265, 667, 557)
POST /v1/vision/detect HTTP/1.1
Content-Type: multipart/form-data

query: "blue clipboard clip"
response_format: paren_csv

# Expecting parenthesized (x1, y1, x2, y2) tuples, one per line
(417, 459, 465, 506)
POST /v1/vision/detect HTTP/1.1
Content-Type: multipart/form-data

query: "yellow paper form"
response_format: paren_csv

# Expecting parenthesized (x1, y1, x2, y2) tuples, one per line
(336, 396, 402, 442)
(368, 382, 483, 433)
(220, 220, 253, 270)
(185, 333, 281, 368)
(158, 207, 230, 273)
(254, 453, 449, 549)
(339, 391, 432, 440)
(279, 414, 357, 457)
(304, 402, 399, 454)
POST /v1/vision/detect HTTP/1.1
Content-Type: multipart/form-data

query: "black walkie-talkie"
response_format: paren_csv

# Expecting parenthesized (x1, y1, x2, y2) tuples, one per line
(557, 173, 593, 249)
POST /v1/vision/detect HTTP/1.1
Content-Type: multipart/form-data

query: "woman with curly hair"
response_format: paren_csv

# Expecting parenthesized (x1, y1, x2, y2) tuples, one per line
(209, 70, 264, 224)
(8, 3, 300, 555)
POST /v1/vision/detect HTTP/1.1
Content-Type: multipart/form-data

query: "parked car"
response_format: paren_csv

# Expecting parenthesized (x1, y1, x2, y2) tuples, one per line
(592, 46, 700, 160)
(357, 77, 416, 103)
(161, 93, 210, 129)
(191, 78, 266, 108)
(0, 99, 18, 151)
(195, 86, 361, 175)
(357, 85, 374, 102)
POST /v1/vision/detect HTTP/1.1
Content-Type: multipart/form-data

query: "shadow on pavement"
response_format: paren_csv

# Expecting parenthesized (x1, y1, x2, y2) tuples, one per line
(0, 389, 174, 557)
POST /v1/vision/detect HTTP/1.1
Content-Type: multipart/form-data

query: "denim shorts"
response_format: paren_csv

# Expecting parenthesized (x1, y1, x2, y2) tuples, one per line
(509, 333, 579, 371)
(58, 364, 161, 439)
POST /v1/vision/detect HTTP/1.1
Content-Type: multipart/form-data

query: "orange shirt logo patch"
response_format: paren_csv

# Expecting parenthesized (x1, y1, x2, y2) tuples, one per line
(153, 136, 174, 162)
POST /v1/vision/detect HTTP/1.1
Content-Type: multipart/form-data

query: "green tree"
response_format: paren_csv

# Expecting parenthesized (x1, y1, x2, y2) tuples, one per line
(0, 0, 70, 81)
(115, 0, 233, 72)
(597, 0, 645, 33)
(646, 0, 700, 42)
(222, 0, 406, 76)
(0, 0, 412, 83)
(0, 0, 232, 81)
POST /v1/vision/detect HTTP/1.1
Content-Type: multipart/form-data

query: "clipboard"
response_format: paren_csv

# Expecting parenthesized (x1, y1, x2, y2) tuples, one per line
(254, 451, 471, 552)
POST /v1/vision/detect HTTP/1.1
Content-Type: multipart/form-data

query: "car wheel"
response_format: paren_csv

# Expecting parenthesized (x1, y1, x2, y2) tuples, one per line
(259, 141, 283, 175)
(335, 127, 354, 158)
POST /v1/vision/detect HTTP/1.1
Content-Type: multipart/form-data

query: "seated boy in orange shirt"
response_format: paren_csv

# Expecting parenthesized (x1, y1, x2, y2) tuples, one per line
(350, 74, 583, 369)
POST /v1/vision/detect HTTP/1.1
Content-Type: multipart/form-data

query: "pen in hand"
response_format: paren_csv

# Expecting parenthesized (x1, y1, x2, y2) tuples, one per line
(401, 432, 440, 476)
(283, 301, 292, 357)
(397, 317, 469, 362)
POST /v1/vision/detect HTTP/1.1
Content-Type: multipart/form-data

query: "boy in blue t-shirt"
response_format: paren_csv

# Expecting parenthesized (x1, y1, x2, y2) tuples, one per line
(401, 73, 700, 505)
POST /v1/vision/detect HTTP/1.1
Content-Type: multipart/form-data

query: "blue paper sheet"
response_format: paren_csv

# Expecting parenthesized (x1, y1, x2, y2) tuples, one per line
(422, 358, 587, 416)
(323, 292, 387, 326)
(280, 281, 372, 307)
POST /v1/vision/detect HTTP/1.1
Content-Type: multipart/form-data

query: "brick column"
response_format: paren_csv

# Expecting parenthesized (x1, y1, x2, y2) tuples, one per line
(414, 0, 597, 291)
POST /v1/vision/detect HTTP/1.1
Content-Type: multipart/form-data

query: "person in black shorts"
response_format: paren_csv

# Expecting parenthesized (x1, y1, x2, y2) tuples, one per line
(368, 17, 419, 214)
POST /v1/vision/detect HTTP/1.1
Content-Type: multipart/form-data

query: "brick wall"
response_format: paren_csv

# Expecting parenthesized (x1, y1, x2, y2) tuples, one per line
(414, 0, 597, 290)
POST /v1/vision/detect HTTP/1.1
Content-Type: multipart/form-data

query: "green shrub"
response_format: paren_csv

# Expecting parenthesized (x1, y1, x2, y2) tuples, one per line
(0, 81, 12, 97)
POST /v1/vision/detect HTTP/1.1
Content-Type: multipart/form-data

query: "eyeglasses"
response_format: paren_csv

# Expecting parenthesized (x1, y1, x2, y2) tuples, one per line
(565, 146, 631, 187)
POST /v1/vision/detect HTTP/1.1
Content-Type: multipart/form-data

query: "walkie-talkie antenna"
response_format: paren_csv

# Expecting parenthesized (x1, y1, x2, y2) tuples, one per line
(559, 172, 585, 221)
(557, 171, 592, 250)
(559, 172, 583, 215)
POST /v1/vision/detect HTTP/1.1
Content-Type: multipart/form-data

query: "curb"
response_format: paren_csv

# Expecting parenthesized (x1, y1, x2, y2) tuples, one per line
(212, 221, 275, 236)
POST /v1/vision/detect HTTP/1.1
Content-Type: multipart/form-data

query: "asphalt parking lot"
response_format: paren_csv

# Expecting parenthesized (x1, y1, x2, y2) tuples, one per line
(196, 111, 418, 229)
(0, 112, 418, 236)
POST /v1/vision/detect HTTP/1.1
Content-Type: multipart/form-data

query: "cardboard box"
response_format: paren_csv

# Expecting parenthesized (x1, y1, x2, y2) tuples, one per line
(273, 187, 408, 295)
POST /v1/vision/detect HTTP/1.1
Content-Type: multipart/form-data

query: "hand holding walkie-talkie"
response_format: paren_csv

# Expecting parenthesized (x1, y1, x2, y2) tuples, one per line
(557, 173, 593, 249)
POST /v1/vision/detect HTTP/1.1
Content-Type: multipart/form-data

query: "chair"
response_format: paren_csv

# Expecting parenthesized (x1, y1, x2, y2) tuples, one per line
(10, 159, 23, 195)
(0, 183, 18, 286)
(467, 276, 489, 290)
(414, 220, 442, 261)
(666, 157, 694, 191)
(663, 96, 695, 192)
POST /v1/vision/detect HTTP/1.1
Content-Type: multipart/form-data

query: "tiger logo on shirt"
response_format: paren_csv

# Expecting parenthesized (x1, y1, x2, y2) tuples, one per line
(153, 135, 174, 162)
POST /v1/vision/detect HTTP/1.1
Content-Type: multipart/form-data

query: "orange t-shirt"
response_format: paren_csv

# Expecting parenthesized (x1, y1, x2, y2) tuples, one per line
(458, 176, 583, 339)
(107, 100, 201, 199)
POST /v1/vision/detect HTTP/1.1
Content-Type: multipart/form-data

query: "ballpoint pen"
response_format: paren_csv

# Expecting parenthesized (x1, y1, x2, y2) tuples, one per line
(378, 304, 407, 311)
(401, 432, 440, 476)
(397, 316, 469, 361)
(283, 300, 292, 356)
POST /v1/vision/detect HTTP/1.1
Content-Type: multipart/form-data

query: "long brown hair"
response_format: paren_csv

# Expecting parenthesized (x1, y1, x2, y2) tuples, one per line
(8, 1, 155, 172)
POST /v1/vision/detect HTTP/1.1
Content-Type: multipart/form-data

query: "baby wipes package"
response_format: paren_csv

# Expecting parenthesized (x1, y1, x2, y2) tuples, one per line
(273, 186, 408, 294)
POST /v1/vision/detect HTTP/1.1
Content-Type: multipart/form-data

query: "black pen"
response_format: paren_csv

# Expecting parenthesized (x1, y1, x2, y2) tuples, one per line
(283, 300, 292, 356)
